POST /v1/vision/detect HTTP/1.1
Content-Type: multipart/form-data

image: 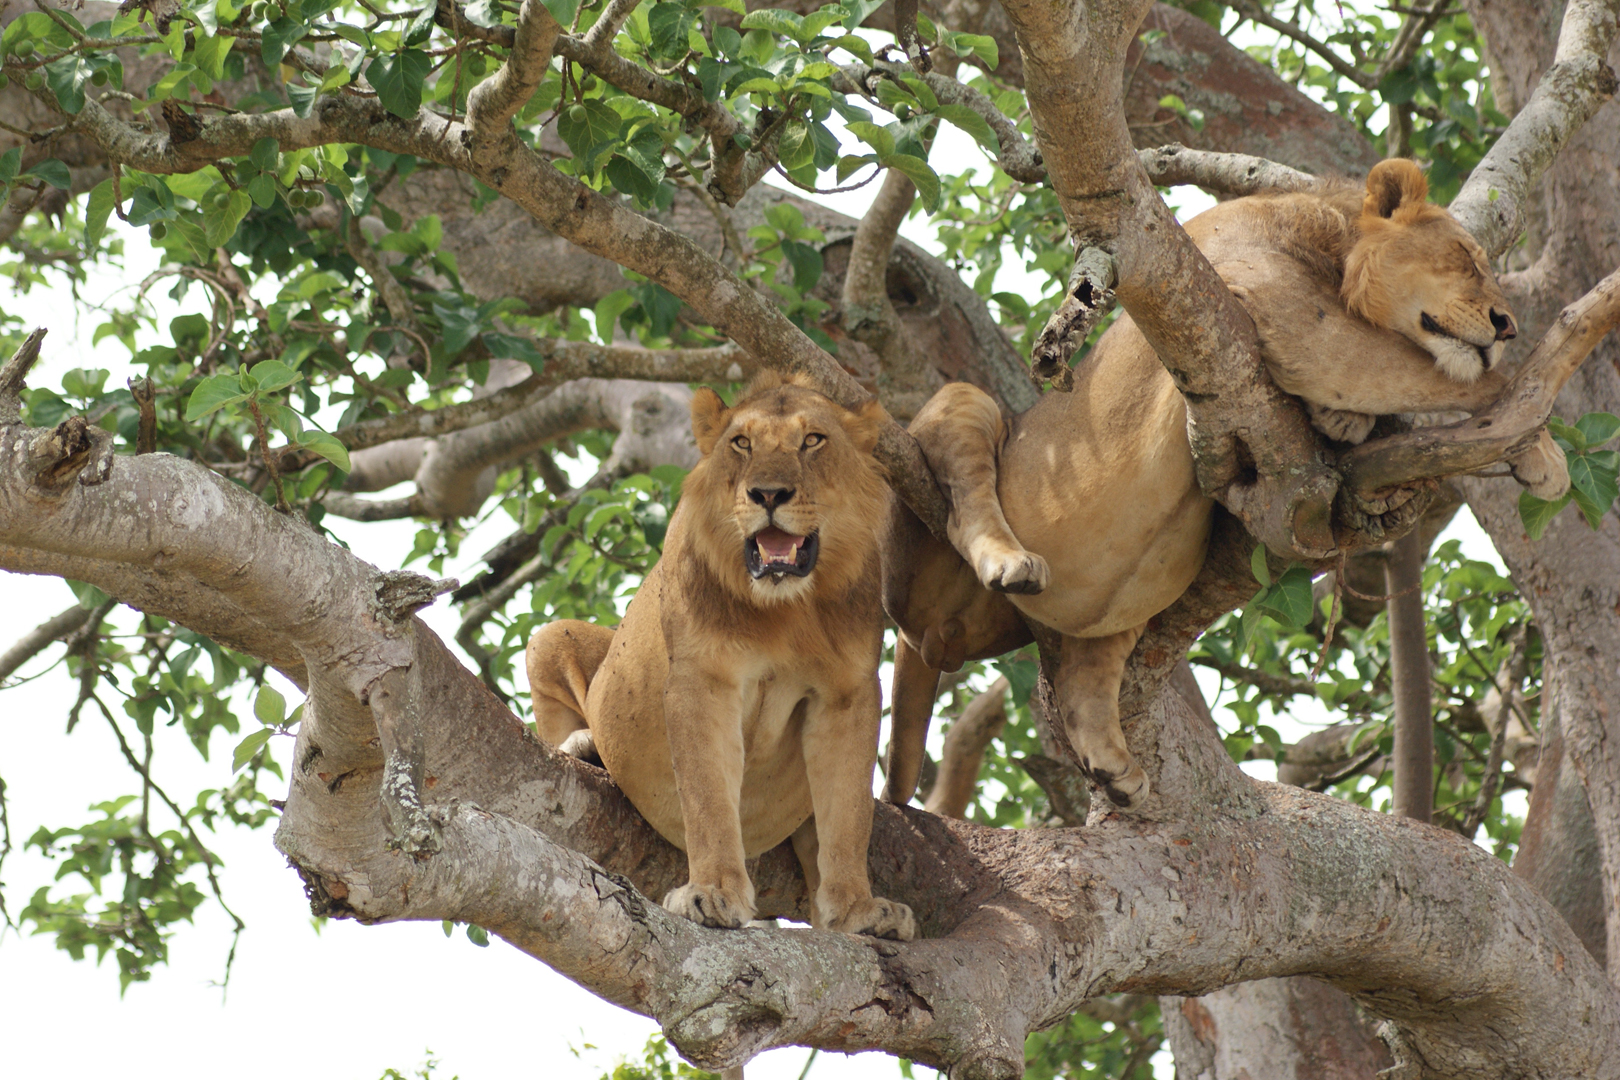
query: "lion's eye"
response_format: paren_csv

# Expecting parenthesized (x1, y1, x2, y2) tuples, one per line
(802, 433, 826, 450)
(731, 435, 751, 452)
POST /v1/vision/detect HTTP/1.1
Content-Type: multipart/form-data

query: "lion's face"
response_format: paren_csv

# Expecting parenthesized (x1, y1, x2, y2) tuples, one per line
(1342, 159, 1518, 384)
(686, 374, 887, 605)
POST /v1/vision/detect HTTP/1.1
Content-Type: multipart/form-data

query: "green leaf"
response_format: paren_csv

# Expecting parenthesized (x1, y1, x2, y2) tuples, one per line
(739, 9, 803, 37)
(232, 728, 274, 772)
(883, 153, 939, 213)
(202, 188, 252, 247)
(556, 99, 624, 170)
(84, 179, 115, 247)
(296, 429, 352, 473)
(825, 33, 872, 64)
(192, 33, 234, 80)
(248, 359, 301, 393)
(1574, 412, 1620, 448)
(403, 3, 437, 47)
(1250, 544, 1270, 587)
(23, 158, 72, 190)
(249, 136, 281, 172)
(254, 685, 287, 727)
(287, 81, 319, 118)
(648, 3, 696, 62)
(948, 32, 998, 69)
(367, 49, 431, 120)
(584, 502, 633, 541)
(1567, 452, 1619, 529)
(465, 923, 490, 947)
(247, 172, 278, 208)
(780, 239, 823, 291)
(44, 55, 91, 114)
(604, 154, 660, 205)
(1547, 416, 1584, 452)
(594, 289, 636, 345)
(260, 17, 308, 67)
(933, 104, 998, 153)
(1518, 489, 1570, 540)
(1256, 566, 1314, 628)
(540, 0, 580, 27)
(0, 147, 19, 187)
(185, 373, 251, 420)
(845, 120, 894, 159)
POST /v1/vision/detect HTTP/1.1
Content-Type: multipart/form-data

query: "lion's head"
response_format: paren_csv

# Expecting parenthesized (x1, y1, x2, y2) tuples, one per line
(683, 372, 888, 605)
(1341, 158, 1518, 384)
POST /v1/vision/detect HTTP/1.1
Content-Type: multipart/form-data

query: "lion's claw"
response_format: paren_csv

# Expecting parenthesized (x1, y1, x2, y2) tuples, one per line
(828, 897, 916, 941)
(663, 883, 752, 929)
(977, 549, 1049, 594)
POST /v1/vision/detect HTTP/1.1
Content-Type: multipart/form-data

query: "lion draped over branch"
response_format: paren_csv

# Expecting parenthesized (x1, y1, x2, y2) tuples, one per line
(881, 159, 1570, 815)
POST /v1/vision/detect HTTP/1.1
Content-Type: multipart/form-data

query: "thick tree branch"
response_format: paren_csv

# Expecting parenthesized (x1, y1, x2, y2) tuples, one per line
(1450, 0, 1620, 258)
(464, 0, 560, 138)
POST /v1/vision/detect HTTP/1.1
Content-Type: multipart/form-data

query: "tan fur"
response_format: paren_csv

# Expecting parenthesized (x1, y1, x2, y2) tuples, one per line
(527, 373, 914, 940)
(882, 160, 1569, 813)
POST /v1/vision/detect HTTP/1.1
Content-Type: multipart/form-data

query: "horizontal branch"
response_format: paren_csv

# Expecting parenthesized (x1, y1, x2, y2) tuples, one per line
(1342, 265, 1620, 493)
(1136, 144, 1317, 197)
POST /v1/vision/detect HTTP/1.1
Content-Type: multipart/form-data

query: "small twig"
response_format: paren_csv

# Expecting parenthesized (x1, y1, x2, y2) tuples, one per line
(246, 399, 289, 512)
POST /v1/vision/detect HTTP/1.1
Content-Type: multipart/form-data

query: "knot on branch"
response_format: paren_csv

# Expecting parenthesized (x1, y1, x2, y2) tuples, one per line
(381, 751, 442, 857)
(27, 416, 115, 494)
(665, 957, 791, 1070)
(1333, 479, 1438, 551)
(1031, 248, 1117, 393)
(371, 571, 459, 622)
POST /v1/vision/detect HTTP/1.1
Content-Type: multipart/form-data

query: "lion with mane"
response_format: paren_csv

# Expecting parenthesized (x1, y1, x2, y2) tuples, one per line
(881, 159, 1569, 814)
(527, 372, 914, 940)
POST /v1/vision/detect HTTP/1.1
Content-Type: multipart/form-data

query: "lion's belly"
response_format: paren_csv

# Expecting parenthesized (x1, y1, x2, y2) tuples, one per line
(997, 332, 1214, 637)
(587, 609, 821, 857)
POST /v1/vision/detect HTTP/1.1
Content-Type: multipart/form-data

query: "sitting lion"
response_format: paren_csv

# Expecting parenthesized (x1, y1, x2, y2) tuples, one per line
(881, 159, 1569, 813)
(527, 372, 915, 940)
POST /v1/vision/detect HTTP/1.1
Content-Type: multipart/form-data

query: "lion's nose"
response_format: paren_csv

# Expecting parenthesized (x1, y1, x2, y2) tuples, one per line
(748, 486, 795, 510)
(1490, 309, 1516, 341)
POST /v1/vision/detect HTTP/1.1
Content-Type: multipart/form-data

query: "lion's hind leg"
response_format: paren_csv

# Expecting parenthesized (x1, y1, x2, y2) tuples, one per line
(1055, 627, 1150, 812)
(525, 620, 615, 763)
(910, 383, 1048, 594)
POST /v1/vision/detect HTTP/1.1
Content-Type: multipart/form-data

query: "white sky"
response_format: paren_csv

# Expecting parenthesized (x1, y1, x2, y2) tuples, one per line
(0, 56, 1521, 1080)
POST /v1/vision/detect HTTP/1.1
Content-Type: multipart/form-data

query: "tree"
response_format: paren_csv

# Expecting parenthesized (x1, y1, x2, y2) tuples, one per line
(2, 0, 1619, 1076)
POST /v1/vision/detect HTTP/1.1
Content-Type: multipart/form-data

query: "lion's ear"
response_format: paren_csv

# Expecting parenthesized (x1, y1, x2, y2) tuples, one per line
(841, 397, 887, 456)
(691, 388, 731, 455)
(1363, 159, 1429, 221)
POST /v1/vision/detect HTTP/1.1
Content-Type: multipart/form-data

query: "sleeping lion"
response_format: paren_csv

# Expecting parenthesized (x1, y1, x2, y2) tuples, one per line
(526, 373, 915, 940)
(881, 159, 1569, 814)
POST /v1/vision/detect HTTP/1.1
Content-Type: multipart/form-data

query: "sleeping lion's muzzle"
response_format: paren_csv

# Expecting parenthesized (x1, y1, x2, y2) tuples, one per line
(745, 526, 819, 579)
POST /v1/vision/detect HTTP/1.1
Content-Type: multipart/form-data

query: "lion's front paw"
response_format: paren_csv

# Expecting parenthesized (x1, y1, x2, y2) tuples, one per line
(828, 897, 916, 941)
(975, 547, 1049, 595)
(1510, 430, 1571, 501)
(663, 883, 753, 929)
(557, 729, 601, 766)
(1308, 403, 1377, 445)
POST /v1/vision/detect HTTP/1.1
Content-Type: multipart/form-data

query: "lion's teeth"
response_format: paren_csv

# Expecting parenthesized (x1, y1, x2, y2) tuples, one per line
(788, 543, 799, 562)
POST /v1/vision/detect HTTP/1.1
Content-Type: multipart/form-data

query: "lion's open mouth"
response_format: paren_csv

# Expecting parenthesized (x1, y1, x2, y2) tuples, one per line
(745, 526, 819, 580)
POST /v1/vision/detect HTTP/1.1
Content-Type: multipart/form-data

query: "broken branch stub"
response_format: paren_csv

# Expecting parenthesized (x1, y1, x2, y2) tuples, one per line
(1030, 247, 1118, 392)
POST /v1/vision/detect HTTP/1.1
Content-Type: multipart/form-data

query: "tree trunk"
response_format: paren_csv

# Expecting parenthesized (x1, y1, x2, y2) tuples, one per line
(1460, 0, 1620, 976)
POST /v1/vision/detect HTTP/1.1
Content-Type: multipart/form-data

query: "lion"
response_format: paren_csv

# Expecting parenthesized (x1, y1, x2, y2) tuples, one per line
(526, 372, 915, 940)
(881, 159, 1570, 814)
